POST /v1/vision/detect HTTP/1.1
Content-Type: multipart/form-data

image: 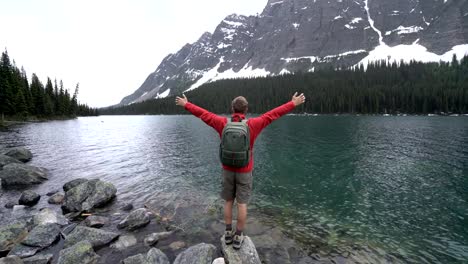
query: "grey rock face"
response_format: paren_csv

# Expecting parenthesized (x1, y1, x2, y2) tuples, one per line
(47, 193, 64, 204)
(109, 235, 137, 250)
(57, 241, 99, 264)
(22, 254, 53, 264)
(21, 223, 60, 248)
(119, 0, 468, 106)
(0, 154, 21, 168)
(117, 208, 151, 231)
(61, 179, 116, 213)
(84, 215, 109, 228)
(220, 235, 261, 264)
(173, 243, 217, 264)
(0, 256, 23, 264)
(7, 244, 38, 259)
(0, 163, 47, 187)
(18, 191, 40, 206)
(143, 231, 173, 246)
(4, 201, 16, 209)
(0, 220, 30, 253)
(122, 248, 170, 264)
(63, 226, 119, 249)
(33, 208, 69, 226)
(4, 147, 32, 162)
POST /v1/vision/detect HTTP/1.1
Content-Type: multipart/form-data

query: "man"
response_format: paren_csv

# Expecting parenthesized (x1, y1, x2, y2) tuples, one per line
(175, 92, 306, 249)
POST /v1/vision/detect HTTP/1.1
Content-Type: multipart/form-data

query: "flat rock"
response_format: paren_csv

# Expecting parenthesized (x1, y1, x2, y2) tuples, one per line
(64, 226, 119, 249)
(0, 220, 30, 253)
(22, 254, 53, 264)
(173, 243, 216, 264)
(33, 208, 69, 226)
(4, 147, 33, 162)
(57, 240, 99, 264)
(0, 154, 21, 168)
(220, 235, 261, 264)
(62, 179, 116, 213)
(0, 256, 24, 264)
(84, 215, 109, 228)
(109, 235, 137, 250)
(21, 223, 60, 248)
(47, 193, 64, 204)
(143, 231, 173, 246)
(169, 241, 186, 251)
(0, 163, 47, 187)
(212, 258, 226, 264)
(117, 208, 150, 231)
(18, 191, 41, 207)
(7, 244, 39, 258)
(122, 248, 169, 264)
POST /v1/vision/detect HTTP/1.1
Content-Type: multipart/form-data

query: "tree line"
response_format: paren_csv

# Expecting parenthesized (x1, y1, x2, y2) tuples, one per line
(0, 50, 98, 121)
(102, 54, 468, 115)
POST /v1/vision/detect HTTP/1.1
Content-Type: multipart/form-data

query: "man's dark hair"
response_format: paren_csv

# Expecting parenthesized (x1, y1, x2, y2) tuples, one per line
(231, 96, 248, 114)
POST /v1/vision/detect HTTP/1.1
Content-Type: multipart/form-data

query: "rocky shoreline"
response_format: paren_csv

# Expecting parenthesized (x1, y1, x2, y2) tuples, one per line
(0, 147, 317, 264)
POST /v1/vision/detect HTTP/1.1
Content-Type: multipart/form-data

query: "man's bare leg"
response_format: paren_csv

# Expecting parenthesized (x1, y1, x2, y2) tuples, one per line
(224, 200, 234, 226)
(236, 203, 247, 232)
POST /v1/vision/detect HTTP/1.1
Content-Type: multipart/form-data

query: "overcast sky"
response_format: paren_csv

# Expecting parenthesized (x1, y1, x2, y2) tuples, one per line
(0, 0, 268, 107)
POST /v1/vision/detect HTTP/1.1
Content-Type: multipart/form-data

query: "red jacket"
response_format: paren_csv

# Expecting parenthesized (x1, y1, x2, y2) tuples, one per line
(184, 101, 296, 172)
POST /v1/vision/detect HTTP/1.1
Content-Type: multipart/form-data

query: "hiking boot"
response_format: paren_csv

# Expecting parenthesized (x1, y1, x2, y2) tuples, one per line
(233, 232, 244, 250)
(224, 229, 234, 245)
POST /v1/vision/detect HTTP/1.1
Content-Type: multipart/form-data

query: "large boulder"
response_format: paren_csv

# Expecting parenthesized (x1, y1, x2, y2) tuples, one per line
(7, 244, 38, 259)
(62, 179, 116, 213)
(62, 178, 87, 192)
(110, 235, 137, 250)
(0, 154, 21, 168)
(64, 226, 119, 249)
(0, 163, 47, 187)
(47, 193, 64, 204)
(0, 220, 30, 253)
(22, 254, 53, 264)
(21, 223, 61, 248)
(18, 191, 40, 207)
(4, 147, 33, 162)
(57, 241, 99, 264)
(84, 215, 109, 228)
(33, 208, 69, 226)
(173, 243, 217, 264)
(220, 235, 261, 264)
(117, 208, 151, 231)
(122, 248, 170, 264)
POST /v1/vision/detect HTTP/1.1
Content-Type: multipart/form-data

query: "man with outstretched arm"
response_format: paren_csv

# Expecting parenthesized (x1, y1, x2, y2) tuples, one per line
(175, 92, 306, 249)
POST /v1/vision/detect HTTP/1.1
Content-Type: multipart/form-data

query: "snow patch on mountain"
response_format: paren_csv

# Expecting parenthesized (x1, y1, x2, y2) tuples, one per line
(364, 0, 384, 45)
(357, 44, 468, 68)
(386, 26, 423, 35)
(155, 89, 170, 99)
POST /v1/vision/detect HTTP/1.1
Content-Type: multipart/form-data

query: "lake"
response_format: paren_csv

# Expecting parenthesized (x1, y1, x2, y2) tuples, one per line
(1, 115, 467, 263)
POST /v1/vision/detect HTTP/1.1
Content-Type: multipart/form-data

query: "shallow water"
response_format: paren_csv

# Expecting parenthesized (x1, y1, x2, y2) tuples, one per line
(1, 115, 467, 263)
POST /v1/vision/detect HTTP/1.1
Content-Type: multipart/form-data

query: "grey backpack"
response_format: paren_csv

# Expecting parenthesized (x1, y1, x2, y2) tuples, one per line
(219, 119, 251, 167)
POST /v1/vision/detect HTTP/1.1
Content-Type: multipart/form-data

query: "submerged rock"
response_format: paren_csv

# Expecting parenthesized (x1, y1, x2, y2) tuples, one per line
(169, 241, 186, 251)
(22, 254, 53, 264)
(46, 190, 59, 196)
(47, 193, 64, 204)
(121, 203, 134, 211)
(57, 241, 99, 264)
(33, 208, 69, 226)
(220, 235, 261, 264)
(0, 220, 30, 253)
(173, 243, 216, 264)
(143, 231, 173, 246)
(0, 154, 21, 168)
(0, 256, 23, 264)
(62, 178, 87, 192)
(117, 208, 150, 231)
(21, 223, 60, 248)
(64, 226, 119, 249)
(84, 215, 109, 228)
(0, 163, 47, 187)
(18, 191, 40, 206)
(4, 147, 33, 162)
(110, 235, 137, 250)
(122, 248, 169, 264)
(4, 201, 17, 209)
(62, 179, 116, 213)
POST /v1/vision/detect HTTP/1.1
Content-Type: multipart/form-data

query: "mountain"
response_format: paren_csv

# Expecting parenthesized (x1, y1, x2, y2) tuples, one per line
(119, 0, 468, 106)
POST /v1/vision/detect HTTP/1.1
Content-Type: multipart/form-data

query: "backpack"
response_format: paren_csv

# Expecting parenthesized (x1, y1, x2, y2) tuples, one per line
(219, 118, 251, 167)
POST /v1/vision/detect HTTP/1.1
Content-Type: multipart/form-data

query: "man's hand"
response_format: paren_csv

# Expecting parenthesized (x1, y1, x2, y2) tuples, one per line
(291, 92, 306, 106)
(175, 94, 188, 107)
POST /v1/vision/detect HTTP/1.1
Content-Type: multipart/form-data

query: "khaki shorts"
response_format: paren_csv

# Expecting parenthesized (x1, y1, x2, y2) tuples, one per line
(221, 170, 253, 204)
